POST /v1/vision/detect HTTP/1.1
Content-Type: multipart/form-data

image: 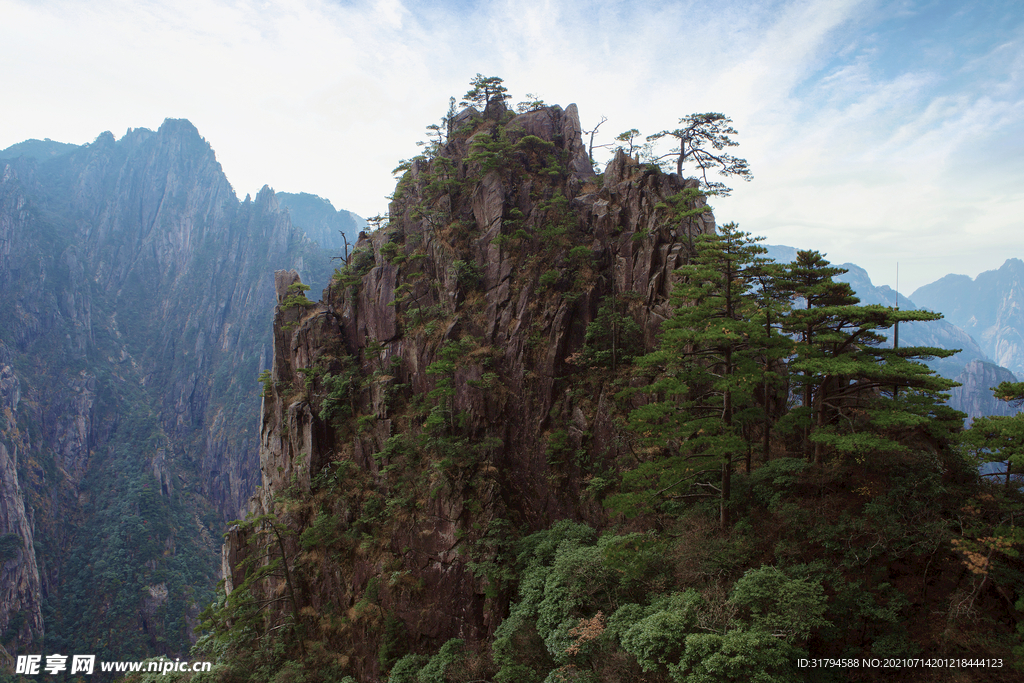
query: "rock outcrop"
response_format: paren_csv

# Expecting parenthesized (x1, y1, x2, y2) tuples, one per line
(0, 357, 43, 651)
(229, 103, 714, 679)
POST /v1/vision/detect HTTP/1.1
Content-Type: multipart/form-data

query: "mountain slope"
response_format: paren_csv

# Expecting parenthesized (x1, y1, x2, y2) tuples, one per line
(216, 100, 717, 680)
(948, 359, 1021, 420)
(0, 120, 337, 664)
(277, 191, 364, 253)
(208, 100, 1023, 683)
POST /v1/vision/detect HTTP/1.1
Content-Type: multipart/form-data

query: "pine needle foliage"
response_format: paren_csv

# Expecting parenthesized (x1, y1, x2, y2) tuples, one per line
(619, 227, 963, 527)
(780, 250, 962, 463)
(625, 223, 779, 527)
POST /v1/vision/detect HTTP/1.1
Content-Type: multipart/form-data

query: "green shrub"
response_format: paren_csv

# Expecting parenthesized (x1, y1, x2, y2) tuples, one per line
(0, 533, 23, 562)
(729, 565, 829, 641)
(379, 613, 409, 671)
(671, 628, 799, 683)
(545, 430, 570, 464)
(749, 458, 809, 509)
(418, 639, 466, 683)
(319, 367, 357, 425)
(350, 247, 376, 275)
(387, 654, 428, 683)
(381, 240, 403, 264)
(357, 414, 377, 433)
(568, 245, 592, 264)
(299, 512, 338, 550)
(619, 591, 704, 671)
(538, 270, 560, 289)
(452, 259, 482, 290)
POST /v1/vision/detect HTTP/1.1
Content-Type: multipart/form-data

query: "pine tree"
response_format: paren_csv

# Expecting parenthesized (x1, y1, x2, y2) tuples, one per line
(780, 251, 960, 463)
(460, 74, 509, 109)
(628, 223, 774, 527)
(646, 113, 752, 195)
(747, 256, 795, 467)
(963, 381, 1024, 488)
(582, 292, 643, 371)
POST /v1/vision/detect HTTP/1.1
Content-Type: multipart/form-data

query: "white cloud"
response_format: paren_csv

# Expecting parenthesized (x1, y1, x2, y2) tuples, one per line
(2, 0, 1022, 293)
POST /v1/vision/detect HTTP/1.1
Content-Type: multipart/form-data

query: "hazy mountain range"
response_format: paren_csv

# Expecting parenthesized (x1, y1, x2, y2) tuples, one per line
(912, 258, 1024, 378)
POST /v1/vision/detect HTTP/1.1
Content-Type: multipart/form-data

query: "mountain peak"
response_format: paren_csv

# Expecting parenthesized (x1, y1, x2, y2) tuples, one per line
(276, 192, 365, 252)
(999, 257, 1024, 272)
(255, 184, 277, 206)
(91, 130, 116, 148)
(157, 117, 201, 138)
(0, 138, 80, 162)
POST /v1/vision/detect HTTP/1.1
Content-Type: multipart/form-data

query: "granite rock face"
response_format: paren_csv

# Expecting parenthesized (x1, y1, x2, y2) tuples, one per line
(0, 121, 338, 658)
(949, 360, 1021, 422)
(229, 104, 714, 679)
(0, 361, 43, 651)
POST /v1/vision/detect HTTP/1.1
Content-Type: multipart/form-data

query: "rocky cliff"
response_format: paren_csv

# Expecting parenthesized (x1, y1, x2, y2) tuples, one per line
(949, 359, 1021, 421)
(0, 121, 339, 661)
(224, 101, 714, 679)
(0, 357, 43, 660)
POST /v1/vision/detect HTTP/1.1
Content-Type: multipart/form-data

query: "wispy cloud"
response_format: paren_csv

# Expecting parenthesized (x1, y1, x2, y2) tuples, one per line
(717, 1, 1024, 290)
(2, 0, 1021, 291)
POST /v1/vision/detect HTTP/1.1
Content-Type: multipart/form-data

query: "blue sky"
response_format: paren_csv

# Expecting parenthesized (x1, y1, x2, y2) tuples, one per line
(2, 0, 1022, 292)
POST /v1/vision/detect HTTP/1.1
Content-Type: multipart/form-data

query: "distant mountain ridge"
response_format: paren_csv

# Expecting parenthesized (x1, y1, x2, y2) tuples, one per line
(0, 137, 80, 161)
(0, 141, 366, 257)
(912, 258, 1024, 378)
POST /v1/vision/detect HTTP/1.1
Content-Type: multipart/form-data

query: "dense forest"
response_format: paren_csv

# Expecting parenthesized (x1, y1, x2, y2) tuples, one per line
(22, 77, 1024, 682)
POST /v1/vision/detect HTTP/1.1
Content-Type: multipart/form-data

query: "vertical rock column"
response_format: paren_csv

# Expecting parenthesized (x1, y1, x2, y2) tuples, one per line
(0, 363, 44, 649)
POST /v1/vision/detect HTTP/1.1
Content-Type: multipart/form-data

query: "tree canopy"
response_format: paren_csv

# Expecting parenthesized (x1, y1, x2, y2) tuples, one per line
(618, 228, 963, 524)
(460, 74, 510, 109)
(647, 113, 752, 195)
